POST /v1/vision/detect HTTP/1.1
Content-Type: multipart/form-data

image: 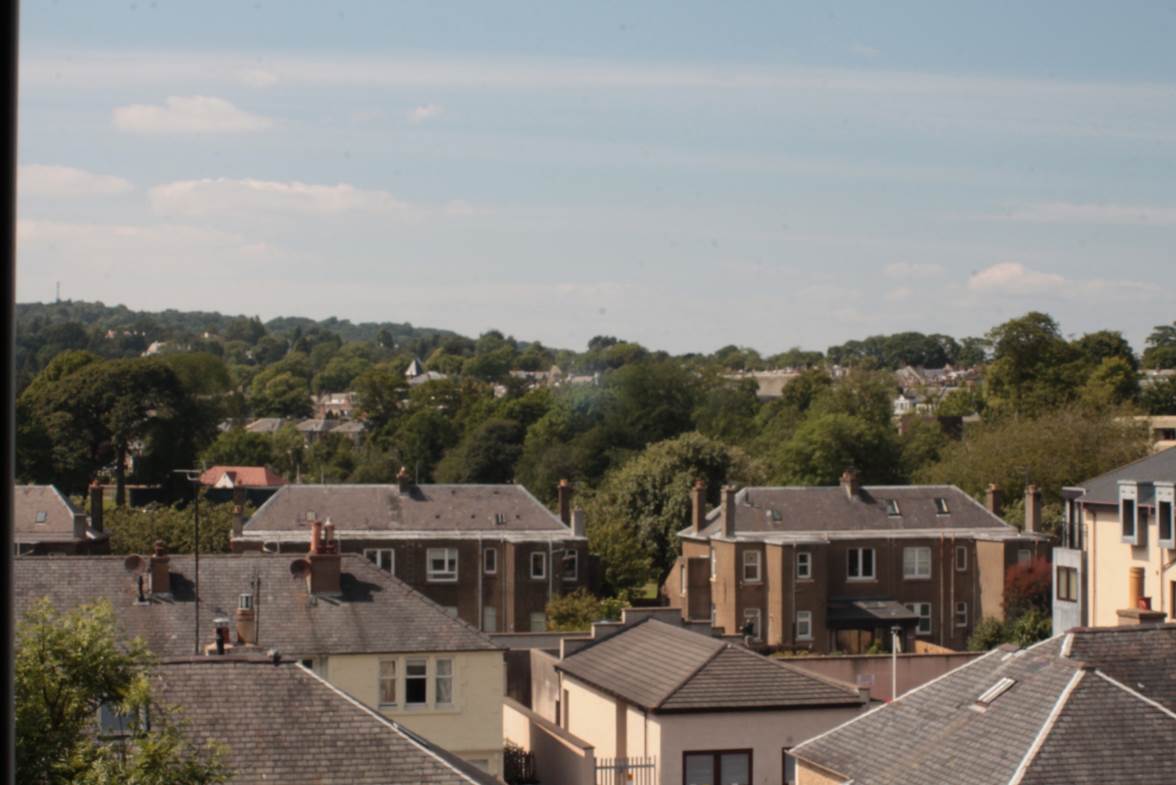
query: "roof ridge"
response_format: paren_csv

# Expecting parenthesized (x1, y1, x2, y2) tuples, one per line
(1092, 669, 1176, 721)
(1007, 668, 1085, 785)
(654, 639, 730, 710)
(758, 651, 863, 697)
(1074, 446, 1176, 492)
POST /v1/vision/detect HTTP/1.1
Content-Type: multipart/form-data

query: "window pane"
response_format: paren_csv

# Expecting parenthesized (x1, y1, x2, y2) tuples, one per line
(863, 548, 874, 576)
(720, 752, 750, 785)
(379, 660, 396, 705)
(436, 659, 453, 704)
(848, 548, 859, 576)
(785, 752, 796, 785)
(406, 660, 427, 704)
(685, 754, 713, 785)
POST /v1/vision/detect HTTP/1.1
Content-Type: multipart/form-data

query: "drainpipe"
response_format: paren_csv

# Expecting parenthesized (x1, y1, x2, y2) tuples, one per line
(477, 535, 483, 632)
(938, 533, 945, 648)
(548, 540, 554, 610)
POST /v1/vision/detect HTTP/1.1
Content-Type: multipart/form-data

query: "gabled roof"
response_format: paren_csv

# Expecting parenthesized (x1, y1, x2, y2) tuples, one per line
(15, 554, 497, 659)
(242, 483, 579, 539)
(684, 485, 1034, 542)
(200, 466, 287, 488)
(244, 417, 285, 433)
(791, 626, 1176, 785)
(14, 484, 104, 543)
(151, 658, 497, 785)
(1071, 447, 1176, 506)
(555, 619, 863, 713)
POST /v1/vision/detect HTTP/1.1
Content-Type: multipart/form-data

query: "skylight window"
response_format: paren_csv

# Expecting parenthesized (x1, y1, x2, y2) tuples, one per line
(976, 677, 1016, 705)
(34, 511, 47, 523)
(885, 499, 901, 516)
(934, 497, 950, 514)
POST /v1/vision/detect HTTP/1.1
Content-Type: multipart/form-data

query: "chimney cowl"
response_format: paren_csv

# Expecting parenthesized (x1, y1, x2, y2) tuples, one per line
(840, 468, 861, 499)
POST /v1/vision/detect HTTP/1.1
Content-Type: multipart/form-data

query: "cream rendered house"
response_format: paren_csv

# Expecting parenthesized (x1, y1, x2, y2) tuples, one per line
(1053, 448, 1176, 632)
(14, 529, 506, 777)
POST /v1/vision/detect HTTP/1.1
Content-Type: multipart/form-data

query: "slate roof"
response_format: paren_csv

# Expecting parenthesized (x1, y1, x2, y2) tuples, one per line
(244, 417, 284, 433)
(15, 554, 497, 659)
(14, 484, 104, 543)
(791, 625, 1176, 785)
(555, 619, 864, 713)
(1071, 447, 1176, 506)
(242, 483, 580, 539)
(151, 658, 497, 785)
(684, 485, 1037, 542)
(200, 466, 287, 488)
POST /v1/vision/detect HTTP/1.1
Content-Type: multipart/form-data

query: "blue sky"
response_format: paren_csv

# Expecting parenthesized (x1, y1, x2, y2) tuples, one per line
(16, 1, 1176, 354)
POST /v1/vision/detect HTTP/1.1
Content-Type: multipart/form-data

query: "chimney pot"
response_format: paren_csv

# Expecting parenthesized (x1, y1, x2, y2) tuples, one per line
(840, 468, 861, 499)
(691, 479, 707, 535)
(985, 484, 1003, 518)
(558, 479, 573, 525)
(309, 520, 323, 554)
(1129, 566, 1145, 610)
(721, 485, 737, 538)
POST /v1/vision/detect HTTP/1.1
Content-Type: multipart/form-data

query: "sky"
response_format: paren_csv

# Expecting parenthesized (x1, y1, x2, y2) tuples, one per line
(15, 1, 1176, 355)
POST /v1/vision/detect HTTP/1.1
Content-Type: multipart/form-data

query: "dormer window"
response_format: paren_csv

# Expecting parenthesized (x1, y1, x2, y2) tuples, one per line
(885, 499, 901, 516)
(1120, 482, 1139, 546)
(934, 498, 950, 515)
(34, 511, 47, 524)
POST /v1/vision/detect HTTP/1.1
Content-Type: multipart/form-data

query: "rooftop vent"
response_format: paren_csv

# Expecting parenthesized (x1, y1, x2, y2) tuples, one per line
(976, 677, 1016, 706)
(934, 497, 950, 515)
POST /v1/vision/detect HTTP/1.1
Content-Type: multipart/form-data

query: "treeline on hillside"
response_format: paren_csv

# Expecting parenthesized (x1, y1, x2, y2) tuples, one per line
(15, 306, 1175, 594)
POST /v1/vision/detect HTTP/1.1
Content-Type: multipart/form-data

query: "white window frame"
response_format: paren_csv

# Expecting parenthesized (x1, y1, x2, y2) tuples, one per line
(435, 658, 454, 706)
(378, 659, 397, 706)
(742, 550, 762, 583)
(364, 548, 395, 574)
(743, 607, 762, 640)
(905, 602, 932, 635)
(483, 547, 497, 575)
(1057, 566, 1079, 603)
(483, 606, 497, 633)
(1120, 482, 1139, 545)
(796, 610, 813, 641)
(955, 545, 968, 572)
(954, 601, 968, 628)
(903, 547, 932, 580)
(426, 548, 458, 583)
(405, 659, 428, 706)
(530, 551, 547, 580)
(796, 551, 812, 580)
(1158, 483, 1175, 549)
(562, 549, 578, 581)
(847, 547, 876, 581)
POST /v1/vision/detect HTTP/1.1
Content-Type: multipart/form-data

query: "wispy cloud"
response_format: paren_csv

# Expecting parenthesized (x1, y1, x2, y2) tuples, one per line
(112, 96, 272, 134)
(884, 262, 944, 278)
(967, 262, 1065, 293)
(19, 164, 133, 197)
(148, 177, 409, 217)
(998, 201, 1176, 226)
(408, 103, 443, 123)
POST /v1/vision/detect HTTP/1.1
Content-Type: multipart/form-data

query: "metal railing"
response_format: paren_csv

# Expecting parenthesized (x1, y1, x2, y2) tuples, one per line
(594, 756, 656, 785)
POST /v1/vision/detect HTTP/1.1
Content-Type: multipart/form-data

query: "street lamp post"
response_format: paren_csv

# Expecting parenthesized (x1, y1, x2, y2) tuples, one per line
(173, 469, 203, 655)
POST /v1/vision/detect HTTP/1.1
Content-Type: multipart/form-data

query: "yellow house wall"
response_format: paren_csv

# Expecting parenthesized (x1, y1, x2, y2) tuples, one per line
(625, 704, 650, 759)
(975, 540, 1006, 622)
(325, 650, 505, 776)
(1087, 504, 1175, 627)
(561, 675, 622, 758)
(796, 759, 851, 785)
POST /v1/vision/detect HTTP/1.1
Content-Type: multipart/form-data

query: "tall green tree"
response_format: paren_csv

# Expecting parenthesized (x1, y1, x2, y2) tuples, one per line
(1141, 321, 1176, 369)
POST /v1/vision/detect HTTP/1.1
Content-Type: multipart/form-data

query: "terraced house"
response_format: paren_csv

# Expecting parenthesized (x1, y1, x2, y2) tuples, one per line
(15, 527, 507, 778)
(665, 472, 1048, 653)
(234, 472, 591, 632)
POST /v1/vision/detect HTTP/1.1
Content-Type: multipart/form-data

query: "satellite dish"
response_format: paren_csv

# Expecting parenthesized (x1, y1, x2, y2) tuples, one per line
(123, 554, 145, 575)
(289, 558, 311, 579)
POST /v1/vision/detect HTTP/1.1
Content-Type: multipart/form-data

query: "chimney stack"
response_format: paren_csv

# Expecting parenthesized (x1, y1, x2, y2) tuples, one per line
(985, 484, 1003, 518)
(558, 479, 573, 525)
(209, 616, 232, 656)
(231, 486, 246, 538)
(396, 466, 413, 496)
(1024, 485, 1042, 534)
(691, 479, 707, 534)
(149, 541, 171, 595)
(571, 508, 587, 538)
(840, 468, 861, 500)
(235, 592, 256, 645)
(721, 485, 737, 538)
(89, 482, 104, 534)
(306, 519, 341, 595)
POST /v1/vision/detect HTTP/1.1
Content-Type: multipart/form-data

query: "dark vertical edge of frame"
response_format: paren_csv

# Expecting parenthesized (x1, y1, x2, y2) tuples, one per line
(3, 0, 19, 782)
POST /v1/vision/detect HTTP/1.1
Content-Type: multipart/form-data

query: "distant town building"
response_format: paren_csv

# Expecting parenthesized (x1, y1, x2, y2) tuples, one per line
(14, 484, 109, 555)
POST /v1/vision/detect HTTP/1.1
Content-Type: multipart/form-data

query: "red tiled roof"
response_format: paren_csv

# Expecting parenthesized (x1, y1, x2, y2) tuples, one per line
(199, 465, 287, 488)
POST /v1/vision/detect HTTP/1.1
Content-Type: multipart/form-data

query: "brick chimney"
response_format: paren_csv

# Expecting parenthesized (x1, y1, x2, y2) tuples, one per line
(721, 485, 737, 538)
(396, 466, 413, 496)
(571, 508, 587, 538)
(840, 468, 861, 500)
(985, 484, 1002, 517)
(558, 479, 573, 525)
(691, 479, 707, 534)
(149, 540, 171, 595)
(89, 482, 104, 534)
(231, 486, 247, 538)
(306, 519, 341, 595)
(235, 592, 256, 645)
(1024, 485, 1042, 534)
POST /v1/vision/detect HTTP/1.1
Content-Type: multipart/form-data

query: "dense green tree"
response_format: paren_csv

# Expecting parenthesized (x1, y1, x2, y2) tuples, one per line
(1142, 375, 1176, 415)
(545, 588, 625, 631)
(694, 377, 760, 444)
(770, 413, 900, 486)
(17, 599, 229, 785)
(352, 361, 408, 438)
(897, 417, 950, 480)
(1079, 356, 1141, 410)
(985, 312, 1083, 416)
(106, 498, 247, 554)
(1141, 321, 1176, 369)
(956, 336, 989, 367)
(434, 417, 526, 484)
(1073, 329, 1138, 370)
(390, 409, 459, 482)
(199, 429, 274, 468)
(602, 359, 699, 448)
(249, 372, 311, 419)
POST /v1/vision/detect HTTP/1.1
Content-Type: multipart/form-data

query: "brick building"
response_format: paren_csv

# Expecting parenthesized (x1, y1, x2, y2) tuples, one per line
(233, 473, 591, 633)
(664, 472, 1048, 653)
(14, 484, 109, 555)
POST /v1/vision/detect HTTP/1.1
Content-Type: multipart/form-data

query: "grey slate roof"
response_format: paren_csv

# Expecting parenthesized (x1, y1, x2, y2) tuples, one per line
(556, 619, 864, 713)
(1071, 447, 1176, 506)
(151, 658, 497, 785)
(243, 483, 578, 537)
(791, 626, 1176, 785)
(15, 554, 497, 659)
(14, 484, 104, 543)
(684, 484, 1035, 542)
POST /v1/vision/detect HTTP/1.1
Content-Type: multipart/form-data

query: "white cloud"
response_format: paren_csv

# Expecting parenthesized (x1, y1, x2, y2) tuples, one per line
(112, 96, 272, 134)
(148, 177, 409, 217)
(19, 164, 133, 197)
(884, 261, 944, 278)
(999, 201, 1176, 226)
(408, 103, 443, 123)
(967, 262, 1066, 293)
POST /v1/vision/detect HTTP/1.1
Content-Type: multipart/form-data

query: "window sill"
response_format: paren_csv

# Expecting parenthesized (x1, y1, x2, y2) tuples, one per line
(742, 579, 763, 585)
(796, 576, 813, 583)
(846, 577, 877, 583)
(903, 576, 931, 582)
(427, 577, 458, 583)
(562, 576, 578, 582)
(530, 576, 547, 581)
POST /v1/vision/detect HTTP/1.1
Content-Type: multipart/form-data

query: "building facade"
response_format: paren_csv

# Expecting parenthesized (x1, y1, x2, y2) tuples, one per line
(665, 474, 1048, 654)
(233, 474, 592, 632)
